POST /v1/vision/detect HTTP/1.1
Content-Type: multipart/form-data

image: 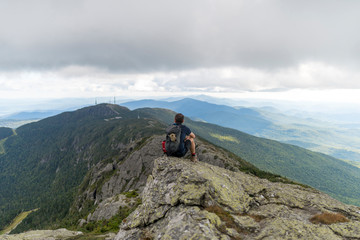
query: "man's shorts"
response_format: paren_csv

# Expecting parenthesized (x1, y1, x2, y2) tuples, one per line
(183, 139, 191, 155)
(172, 140, 191, 157)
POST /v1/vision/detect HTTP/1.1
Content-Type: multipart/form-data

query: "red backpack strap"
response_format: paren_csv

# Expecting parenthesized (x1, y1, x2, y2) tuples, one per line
(162, 140, 167, 153)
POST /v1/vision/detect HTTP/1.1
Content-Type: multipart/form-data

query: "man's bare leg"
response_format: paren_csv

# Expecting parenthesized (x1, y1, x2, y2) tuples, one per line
(189, 138, 197, 162)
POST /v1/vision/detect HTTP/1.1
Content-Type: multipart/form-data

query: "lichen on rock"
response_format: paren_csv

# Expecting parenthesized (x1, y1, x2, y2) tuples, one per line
(115, 156, 360, 239)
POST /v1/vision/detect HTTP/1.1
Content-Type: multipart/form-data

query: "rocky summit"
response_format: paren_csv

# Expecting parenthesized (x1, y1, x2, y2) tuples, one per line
(116, 157, 360, 240)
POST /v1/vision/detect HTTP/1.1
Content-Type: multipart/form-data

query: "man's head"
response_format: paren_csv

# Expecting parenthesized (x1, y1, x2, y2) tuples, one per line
(175, 113, 184, 124)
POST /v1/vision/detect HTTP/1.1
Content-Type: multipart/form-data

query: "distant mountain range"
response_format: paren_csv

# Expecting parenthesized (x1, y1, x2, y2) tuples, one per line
(3, 110, 64, 120)
(123, 98, 273, 134)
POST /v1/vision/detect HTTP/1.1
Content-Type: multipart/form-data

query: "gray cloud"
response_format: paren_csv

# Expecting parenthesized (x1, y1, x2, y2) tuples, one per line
(0, 0, 359, 72)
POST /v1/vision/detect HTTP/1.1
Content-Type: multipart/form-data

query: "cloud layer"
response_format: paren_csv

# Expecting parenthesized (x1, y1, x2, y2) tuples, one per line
(1, 0, 360, 71)
(1, 0, 359, 98)
(1, 62, 359, 99)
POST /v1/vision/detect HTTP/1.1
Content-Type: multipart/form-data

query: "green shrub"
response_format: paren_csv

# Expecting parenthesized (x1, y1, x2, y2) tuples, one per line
(124, 190, 139, 198)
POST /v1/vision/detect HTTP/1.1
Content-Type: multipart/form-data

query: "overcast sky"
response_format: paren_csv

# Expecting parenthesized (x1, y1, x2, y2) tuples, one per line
(1, 0, 360, 103)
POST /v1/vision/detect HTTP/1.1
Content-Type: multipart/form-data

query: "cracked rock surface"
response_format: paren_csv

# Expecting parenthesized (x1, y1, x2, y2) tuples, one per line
(115, 157, 360, 240)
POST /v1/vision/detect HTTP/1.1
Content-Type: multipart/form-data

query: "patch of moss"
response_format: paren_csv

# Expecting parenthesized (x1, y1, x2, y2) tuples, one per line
(123, 190, 139, 198)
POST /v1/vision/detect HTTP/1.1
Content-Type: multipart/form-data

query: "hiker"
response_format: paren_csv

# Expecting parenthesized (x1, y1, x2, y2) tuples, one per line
(164, 113, 197, 162)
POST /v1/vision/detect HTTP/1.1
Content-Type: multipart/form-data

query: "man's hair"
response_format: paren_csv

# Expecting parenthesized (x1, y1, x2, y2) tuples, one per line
(175, 113, 184, 123)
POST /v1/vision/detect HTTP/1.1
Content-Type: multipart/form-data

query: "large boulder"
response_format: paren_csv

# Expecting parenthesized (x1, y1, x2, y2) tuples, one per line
(116, 156, 360, 239)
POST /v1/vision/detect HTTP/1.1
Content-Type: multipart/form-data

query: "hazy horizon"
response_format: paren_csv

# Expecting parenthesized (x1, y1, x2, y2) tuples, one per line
(1, 95, 360, 125)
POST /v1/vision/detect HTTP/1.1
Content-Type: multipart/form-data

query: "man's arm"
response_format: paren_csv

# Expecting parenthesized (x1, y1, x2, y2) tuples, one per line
(185, 132, 195, 141)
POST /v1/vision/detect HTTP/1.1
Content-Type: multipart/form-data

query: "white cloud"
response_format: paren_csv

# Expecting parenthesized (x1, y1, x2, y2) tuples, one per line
(0, 62, 359, 102)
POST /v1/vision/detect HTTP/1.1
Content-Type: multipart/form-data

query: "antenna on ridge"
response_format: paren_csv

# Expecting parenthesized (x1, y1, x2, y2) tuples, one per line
(114, 96, 116, 104)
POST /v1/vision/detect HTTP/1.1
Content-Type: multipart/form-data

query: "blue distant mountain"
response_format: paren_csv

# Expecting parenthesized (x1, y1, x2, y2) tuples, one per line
(122, 98, 272, 135)
(5, 110, 63, 120)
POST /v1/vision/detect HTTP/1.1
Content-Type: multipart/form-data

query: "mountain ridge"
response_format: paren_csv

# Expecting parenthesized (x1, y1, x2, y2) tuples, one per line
(0, 104, 164, 232)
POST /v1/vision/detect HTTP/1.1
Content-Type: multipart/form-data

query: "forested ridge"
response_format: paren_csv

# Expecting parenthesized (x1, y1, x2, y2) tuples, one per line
(0, 104, 164, 232)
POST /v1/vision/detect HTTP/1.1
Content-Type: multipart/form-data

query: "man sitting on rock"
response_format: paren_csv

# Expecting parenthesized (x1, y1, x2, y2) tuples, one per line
(165, 113, 197, 162)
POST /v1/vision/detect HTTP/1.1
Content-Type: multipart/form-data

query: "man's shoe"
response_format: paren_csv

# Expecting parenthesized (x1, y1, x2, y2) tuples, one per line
(191, 155, 198, 162)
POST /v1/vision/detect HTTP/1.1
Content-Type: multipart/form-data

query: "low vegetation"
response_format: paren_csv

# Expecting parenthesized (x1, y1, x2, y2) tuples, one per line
(205, 205, 243, 238)
(0, 209, 38, 234)
(0, 127, 14, 154)
(210, 133, 240, 144)
(64, 234, 107, 240)
(0, 139, 5, 154)
(239, 213, 266, 223)
(310, 212, 349, 225)
(124, 190, 139, 198)
(80, 202, 141, 234)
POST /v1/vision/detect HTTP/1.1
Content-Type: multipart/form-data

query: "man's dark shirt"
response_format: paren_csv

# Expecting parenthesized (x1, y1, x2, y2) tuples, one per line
(174, 123, 191, 156)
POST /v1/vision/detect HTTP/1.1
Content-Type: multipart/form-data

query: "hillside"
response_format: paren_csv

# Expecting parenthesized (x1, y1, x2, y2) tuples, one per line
(136, 107, 360, 206)
(0, 104, 165, 232)
(123, 98, 360, 163)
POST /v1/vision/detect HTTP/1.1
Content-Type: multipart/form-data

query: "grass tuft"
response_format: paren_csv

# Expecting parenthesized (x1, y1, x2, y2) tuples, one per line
(310, 212, 349, 225)
(206, 205, 237, 229)
(243, 214, 266, 222)
(205, 205, 245, 239)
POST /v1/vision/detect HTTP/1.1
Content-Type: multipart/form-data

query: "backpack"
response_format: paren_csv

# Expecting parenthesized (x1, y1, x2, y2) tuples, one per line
(165, 124, 182, 156)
